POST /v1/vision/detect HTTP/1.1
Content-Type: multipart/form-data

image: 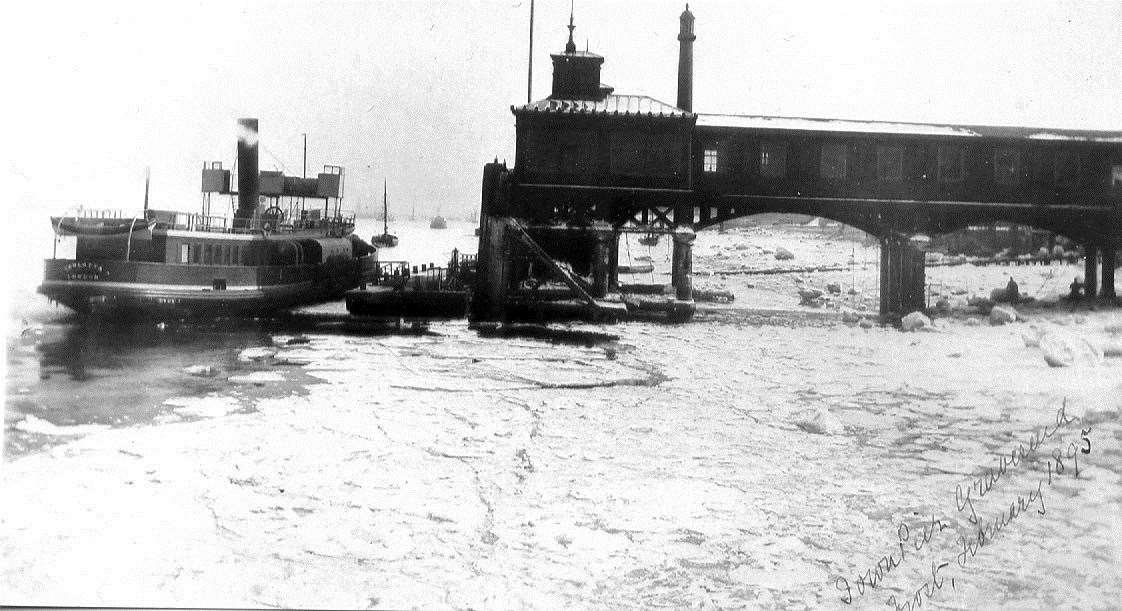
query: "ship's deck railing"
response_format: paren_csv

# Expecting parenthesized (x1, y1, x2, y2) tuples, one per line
(54, 207, 357, 235)
(161, 210, 357, 235)
(375, 261, 447, 290)
(375, 255, 475, 292)
(61, 208, 141, 219)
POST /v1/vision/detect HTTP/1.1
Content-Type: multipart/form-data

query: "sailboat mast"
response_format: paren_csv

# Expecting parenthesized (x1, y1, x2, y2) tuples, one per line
(383, 179, 389, 234)
(143, 167, 150, 212)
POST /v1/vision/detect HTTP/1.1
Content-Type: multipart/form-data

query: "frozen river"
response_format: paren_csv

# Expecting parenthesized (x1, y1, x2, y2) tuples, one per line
(3, 222, 1120, 609)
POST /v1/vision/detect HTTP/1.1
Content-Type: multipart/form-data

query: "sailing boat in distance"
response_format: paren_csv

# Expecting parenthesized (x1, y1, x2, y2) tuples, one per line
(372, 179, 399, 247)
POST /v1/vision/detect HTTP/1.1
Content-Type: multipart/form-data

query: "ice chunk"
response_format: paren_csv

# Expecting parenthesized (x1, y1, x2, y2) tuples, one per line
(237, 347, 277, 362)
(900, 311, 931, 332)
(15, 414, 108, 436)
(163, 395, 241, 417)
(1040, 332, 1104, 368)
(228, 371, 286, 384)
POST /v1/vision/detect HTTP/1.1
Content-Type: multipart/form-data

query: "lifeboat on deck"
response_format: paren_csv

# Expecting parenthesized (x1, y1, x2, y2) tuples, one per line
(52, 215, 151, 236)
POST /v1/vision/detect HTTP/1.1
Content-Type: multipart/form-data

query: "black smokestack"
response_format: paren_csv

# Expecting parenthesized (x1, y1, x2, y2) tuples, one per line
(676, 5, 695, 112)
(236, 118, 259, 219)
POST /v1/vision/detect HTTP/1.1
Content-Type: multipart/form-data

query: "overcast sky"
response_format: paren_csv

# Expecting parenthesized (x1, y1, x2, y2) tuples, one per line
(4, 0, 1120, 219)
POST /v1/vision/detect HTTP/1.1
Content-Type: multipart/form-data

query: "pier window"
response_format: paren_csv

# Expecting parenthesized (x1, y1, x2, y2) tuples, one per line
(232, 245, 240, 266)
(820, 143, 848, 179)
(1113, 165, 1122, 188)
(558, 130, 597, 175)
(876, 145, 904, 181)
(608, 130, 680, 177)
(937, 146, 965, 183)
(179, 244, 189, 264)
(524, 129, 560, 174)
(609, 131, 642, 176)
(643, 133, 681, 176)
(191, 243, 201, 264)
(993, 147, 1023, 185)
(759, 141, 788, 178)
(1053, 151, 1081, 187)
(703, 148, 720, 173)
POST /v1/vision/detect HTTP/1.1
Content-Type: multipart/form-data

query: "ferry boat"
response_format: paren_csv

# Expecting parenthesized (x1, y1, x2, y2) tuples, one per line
(39, 118, 378, 317)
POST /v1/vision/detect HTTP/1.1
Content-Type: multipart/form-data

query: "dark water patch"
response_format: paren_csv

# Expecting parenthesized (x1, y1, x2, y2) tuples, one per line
(5, 316, 323, 459)
(471, 322, 620, 346)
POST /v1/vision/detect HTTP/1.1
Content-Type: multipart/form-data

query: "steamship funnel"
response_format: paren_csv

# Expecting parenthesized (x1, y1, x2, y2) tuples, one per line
(236, 118, 259, 220)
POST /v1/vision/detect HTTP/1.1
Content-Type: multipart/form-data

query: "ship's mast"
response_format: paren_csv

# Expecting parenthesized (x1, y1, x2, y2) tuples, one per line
(383, 179, 389, 235)
(302, 132, 308, 215)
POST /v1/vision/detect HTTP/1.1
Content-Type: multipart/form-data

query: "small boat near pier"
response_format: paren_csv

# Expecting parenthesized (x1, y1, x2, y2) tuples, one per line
(371, 179, 399, 248)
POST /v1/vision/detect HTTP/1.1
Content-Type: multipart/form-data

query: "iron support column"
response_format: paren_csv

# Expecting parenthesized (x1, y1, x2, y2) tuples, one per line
(608, 229, 620, 291)
(1101, 245, 1116, 299)
(879, 236, 925, 316)
(880, 237, 892, 316)
(591, 222, 613, 298)
(671, 228, 696, 301)
(1084, 245, 1099, 298)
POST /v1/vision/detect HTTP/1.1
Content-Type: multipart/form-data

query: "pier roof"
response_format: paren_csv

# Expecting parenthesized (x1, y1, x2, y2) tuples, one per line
(513, 94, 692, 118)
(697, 113, 1122, 143)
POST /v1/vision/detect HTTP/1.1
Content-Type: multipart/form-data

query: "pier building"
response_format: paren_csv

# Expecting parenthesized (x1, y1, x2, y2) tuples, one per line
(474, 6, 1122, 321)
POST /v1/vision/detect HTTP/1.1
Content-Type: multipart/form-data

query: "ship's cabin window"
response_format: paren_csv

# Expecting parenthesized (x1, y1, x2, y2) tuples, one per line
(937, 145, 965, 183)
(820, 143, 848, 179)
(876, 145, 904, 181)
(179, 244, 189, 263)
(703, 148, 719, 173)
(1110, 165, 1122, 188)
(759, 141, 788, 178)
(1053, 151, 1081, 187)
(191, 243, 201, 264)
(994, 147, 1023, 185)
(232, 245, 240, 266)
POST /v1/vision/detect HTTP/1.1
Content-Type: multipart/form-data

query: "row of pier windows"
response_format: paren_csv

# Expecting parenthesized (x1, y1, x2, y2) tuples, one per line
(178, 242, 254, 266)
(700, 142, 1106, 187)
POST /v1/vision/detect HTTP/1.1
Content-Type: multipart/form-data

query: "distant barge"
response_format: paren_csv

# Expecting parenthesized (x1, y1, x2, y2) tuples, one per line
(40, 118, 377, 317)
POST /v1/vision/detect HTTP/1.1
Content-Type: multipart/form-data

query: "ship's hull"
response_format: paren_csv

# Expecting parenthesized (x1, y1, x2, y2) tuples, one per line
(372, 233, 399, 248)
(39, 257, 377, 317)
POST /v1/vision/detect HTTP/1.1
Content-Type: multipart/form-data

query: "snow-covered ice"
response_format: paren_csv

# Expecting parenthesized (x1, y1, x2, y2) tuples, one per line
(3, 222, 1120, 609)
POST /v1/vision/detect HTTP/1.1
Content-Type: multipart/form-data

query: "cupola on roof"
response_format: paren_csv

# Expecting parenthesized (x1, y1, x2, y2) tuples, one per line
(549, 9, 612, 100)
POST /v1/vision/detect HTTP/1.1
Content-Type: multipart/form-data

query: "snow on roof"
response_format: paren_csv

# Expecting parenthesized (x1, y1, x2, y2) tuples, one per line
(514, 95, 691, 118)
(1027, 132, 1122, 143)
(697, 114, 1122, 143)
